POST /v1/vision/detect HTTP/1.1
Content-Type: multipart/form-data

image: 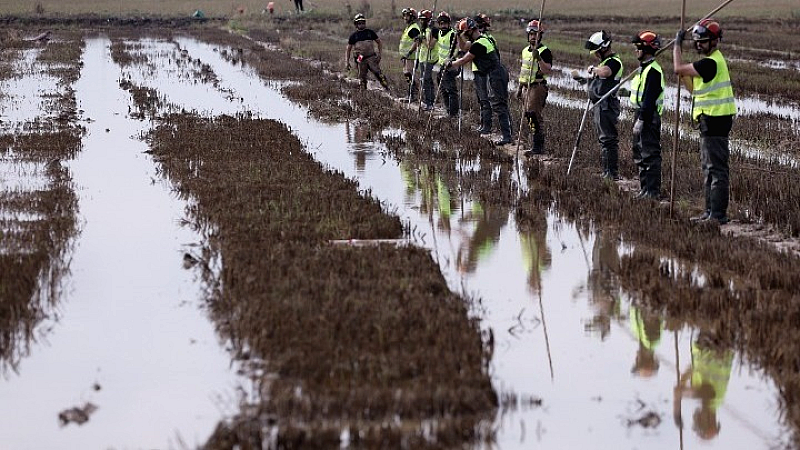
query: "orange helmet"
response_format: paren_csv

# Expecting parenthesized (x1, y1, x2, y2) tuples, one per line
(419, 9, 432, 20)
(632, 30, 661, 52)
(436, 11, 451, 23)
(526, 19, 544, 34)
(456, 17, 478, 33)
(474, 13, 491, 29)
(692, 18, 722, 41)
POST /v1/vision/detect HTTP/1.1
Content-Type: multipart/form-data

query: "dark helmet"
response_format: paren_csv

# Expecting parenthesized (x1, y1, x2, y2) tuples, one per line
(436, 11, 451, 23)
(419, 9, 433, 21)
(353, 13, 366, 24)
(401, 7, 417, 20)
(526, 19, 544, 34)
(585, 30, 612, 52)
(474, 13, 491, 29)
(456, 17, 478, 33)
(692, 18, 722, 41)
(632, 30, 661, 52)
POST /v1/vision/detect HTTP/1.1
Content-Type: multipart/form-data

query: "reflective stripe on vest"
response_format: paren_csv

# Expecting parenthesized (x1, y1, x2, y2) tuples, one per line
(519, 44, 549, 83)
(629, 59, 665, 115)
(472, 32, 497, 73)
(421, 28, 438, 63)
(437, 29, 455, 65)
(399, 23, 420, 59)
(692, 50, 737, 120)
(602, 54, 624, 80)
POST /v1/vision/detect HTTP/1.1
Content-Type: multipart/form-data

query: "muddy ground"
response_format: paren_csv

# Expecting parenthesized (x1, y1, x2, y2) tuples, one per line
(1, 11, 800, 450)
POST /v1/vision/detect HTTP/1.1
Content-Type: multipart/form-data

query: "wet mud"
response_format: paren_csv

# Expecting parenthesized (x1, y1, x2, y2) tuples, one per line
(1, 13, 800, 449)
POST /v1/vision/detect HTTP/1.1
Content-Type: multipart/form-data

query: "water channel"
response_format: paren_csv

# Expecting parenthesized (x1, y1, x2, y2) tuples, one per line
(0, 34, 795, 448)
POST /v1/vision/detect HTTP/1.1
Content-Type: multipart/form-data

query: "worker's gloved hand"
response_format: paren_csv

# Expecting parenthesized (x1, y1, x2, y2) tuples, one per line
(587, 65, 596, 78)
(444, 58, 453, 70)
(632, 119, 644, 137)
(529, 48, 540, 61)
(676, 29, 686, 44)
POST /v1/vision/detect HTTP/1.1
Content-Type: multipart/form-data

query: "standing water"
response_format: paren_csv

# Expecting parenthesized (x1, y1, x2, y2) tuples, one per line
(0, 38, 243, 448)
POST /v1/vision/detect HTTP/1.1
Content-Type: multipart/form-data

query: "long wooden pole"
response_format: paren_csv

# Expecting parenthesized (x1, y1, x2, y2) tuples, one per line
(515, 0, 547, 159)
(670, 0, 687, 216)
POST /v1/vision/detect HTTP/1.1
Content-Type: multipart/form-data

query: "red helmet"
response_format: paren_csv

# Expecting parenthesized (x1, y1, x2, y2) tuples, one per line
(526, 19, 544, 34)
(692, 19, 722, 41)
(401, 7, 417, 19)
(474, 13, 491, 29)
(632, 30, 661, 52)
(436, 11, 451, 23)
(456, 17, 478, 33)
(419, 9, 432, 20)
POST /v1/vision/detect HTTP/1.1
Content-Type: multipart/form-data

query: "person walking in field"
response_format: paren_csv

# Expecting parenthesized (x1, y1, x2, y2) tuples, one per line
(430, 11, 460, 118)
(674, 19, 736, 225)
(399, 7, 421, 101)
(629, 30, 665, 199)
(585, 31, 623, 180)
(293, 0, 304, 13)
(417, 9, 438, 110)
(448, 17, 512, 145)
(345, 14, 390, 91)
(516, 19, 552, 156)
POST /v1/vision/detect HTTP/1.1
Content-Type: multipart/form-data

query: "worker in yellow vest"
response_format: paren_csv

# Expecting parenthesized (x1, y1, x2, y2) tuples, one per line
(430, 11, 460, 117)
(417, 9, 438, 110)
(630, 30, 665, 199)
(674, 19, 736, 225)
(516, 19, 552, 156)
(399, 7, 421, 101)
(585, 31, 623, 180)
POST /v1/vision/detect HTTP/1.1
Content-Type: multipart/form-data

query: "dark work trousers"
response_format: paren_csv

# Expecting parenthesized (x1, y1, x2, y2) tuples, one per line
(699, 115, 732, 219)
(357, 54, 388, 90)
(593, 97, 620, 177)
(487, 65, 512, 141)
(473, 71, 492, 132)
(420, 62, 435, 107)
(631, 111, 662, 196)
(439, 67, 460, 117)
(294, 0, 303, 12)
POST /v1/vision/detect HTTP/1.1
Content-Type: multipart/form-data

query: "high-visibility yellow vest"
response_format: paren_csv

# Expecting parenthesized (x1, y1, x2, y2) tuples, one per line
(630, 59, 665, 115)
(420, 28, 438, 63)
(518, 44, 549, 83)
(399, 23, 421, 59)
(691, 343, 733, 410)
(692, 50, 737, 120)
(436, 28, 455, 65)
(471, 32, 497, 73)
(602, 54, 624, 81)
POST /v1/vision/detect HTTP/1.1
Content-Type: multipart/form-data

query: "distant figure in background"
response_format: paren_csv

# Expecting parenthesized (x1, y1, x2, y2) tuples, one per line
(293, 0, 304, 13)
(266, 2, 275, 14)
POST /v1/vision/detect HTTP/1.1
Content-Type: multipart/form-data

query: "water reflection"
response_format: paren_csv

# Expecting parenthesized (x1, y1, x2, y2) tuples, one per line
(674, 331, 734, 441)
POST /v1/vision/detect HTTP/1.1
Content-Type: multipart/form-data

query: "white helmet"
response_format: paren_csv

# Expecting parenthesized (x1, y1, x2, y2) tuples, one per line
(585, 30, 611, 52)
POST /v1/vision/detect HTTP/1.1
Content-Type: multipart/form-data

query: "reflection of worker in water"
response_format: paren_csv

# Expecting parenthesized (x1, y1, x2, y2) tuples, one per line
(344, 120, 373, 171)
(456, 201, 509, 273)
(673, 331, 734, 440)
(518, 212, 551, 292)
(397, 161, 455, 233)
(629, 305, 662, 377)
(586, 229, 622, 340)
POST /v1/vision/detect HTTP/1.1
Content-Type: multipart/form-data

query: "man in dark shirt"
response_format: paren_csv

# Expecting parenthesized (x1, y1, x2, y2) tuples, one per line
(449, 17, 512, 145)
(585, 31, 623, 180)
(345, 14, 390, 91)
(630, 30, 665, 199)
(674, 19, 736, 224)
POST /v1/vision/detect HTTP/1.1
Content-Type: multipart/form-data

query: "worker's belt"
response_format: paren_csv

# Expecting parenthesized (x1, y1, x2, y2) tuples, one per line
(520, 80, 547, 87)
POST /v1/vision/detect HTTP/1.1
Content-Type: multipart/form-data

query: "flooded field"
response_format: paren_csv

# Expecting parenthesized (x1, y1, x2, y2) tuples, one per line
(1, 12, 800, 450)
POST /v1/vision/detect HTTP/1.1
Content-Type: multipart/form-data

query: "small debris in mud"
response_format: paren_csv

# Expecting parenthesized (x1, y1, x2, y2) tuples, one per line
(626, 410, 661, 429)
(58, 402, 98, 426)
